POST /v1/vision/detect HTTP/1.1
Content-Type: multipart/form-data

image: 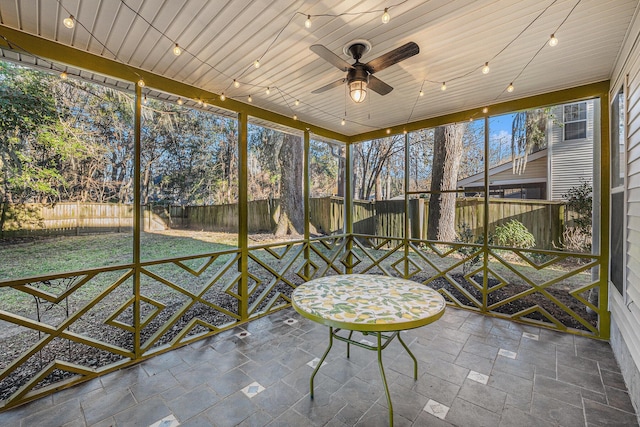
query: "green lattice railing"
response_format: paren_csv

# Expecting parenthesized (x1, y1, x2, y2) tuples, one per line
(0, 233, 604, 410)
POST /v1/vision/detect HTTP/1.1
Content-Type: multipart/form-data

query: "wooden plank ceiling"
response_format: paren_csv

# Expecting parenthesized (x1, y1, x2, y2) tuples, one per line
(0, 0, 638, 136)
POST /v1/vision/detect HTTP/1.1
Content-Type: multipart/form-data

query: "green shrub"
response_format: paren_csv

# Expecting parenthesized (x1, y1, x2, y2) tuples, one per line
(562, 180, 592, 252)
(493, 219, 535, 249)
(456, 222, 483, 275)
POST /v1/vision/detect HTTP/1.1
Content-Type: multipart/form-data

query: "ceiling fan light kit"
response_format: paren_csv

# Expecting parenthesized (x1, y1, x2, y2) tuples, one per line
(349, 79, 368, 103)
(347, 63, 369, 103)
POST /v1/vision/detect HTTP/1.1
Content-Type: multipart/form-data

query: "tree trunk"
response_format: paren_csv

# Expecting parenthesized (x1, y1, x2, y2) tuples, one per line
(275, 133, 304, 236)
(375, 175, 382, 200)
(337, 147, 345, 197)
(427, 124, 465, 241)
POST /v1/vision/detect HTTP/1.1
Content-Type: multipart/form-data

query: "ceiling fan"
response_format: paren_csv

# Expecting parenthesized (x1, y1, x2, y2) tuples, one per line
(310, 40, 419, 103)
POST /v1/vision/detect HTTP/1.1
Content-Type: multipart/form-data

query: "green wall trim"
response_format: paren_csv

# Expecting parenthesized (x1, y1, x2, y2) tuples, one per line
(347, 81, 610, 143)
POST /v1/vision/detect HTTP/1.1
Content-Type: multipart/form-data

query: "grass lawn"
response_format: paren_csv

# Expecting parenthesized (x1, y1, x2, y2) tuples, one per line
(0, 230, 239, 282)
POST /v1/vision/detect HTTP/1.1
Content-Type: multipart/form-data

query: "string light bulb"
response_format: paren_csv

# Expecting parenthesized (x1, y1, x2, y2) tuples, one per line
(233, 79, 240, 88)
(381, 8, 390, 24)
(482, 107, 489, 114)
(305, 15, 312, 28)
(143, 95, 148, 104)
(248, 95, 253, 102)
(197, 99, 203, 106)
(482, 62, 490, 74)
(341, 118, 346, 126)
(507, 83, 514, 92)
(60, 71, 68, 80)
(137, 78, 145, 87)
(177, 98, 183, 105)
(441, 82, 447, 91)
(220, 93, 226, 101)
(254, 59, 260, 69)
(173, 44, 182, 56)
(294, 99, 300, 106)
(419, 90, 424, 97)
(403, 129, 408, 134)
(63, 15, 75, 29)
(548, 34, 558, 47)
(293, 114, 298, 120)
(265, 87, 270, 95)
(386, 129, 391, 134)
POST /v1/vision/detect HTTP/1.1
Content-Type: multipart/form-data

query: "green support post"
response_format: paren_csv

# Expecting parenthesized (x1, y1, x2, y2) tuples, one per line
(304, 130, 311, 279)
(482, 117, 490, 312)
(133, 82, 142, 358)
(599, 93, 611, 339)
(404, 132, 410, 277)
(345, 143, 354, 273)
(238, 112, 249, 321)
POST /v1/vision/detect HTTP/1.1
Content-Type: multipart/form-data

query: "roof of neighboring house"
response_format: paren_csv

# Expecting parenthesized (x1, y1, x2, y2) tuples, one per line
(458, 149, 548, 188)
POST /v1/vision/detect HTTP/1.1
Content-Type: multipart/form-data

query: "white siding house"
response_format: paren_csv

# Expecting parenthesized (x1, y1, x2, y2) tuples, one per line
(458, 101, 595, 201)
(610, 9, 640, 415)
(548, 100, 596, 200)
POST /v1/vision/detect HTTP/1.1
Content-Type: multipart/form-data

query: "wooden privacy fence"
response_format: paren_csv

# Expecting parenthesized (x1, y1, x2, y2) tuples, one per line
(1, 202, 137, 238)
(1, 197, 566, 248)
(309, 196, 565, 249)
(0, 200, 280, 238)
(154, 199, 279, 232)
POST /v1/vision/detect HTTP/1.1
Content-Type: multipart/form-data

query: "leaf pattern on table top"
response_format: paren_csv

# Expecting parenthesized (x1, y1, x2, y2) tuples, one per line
(292, 274, 445, 326)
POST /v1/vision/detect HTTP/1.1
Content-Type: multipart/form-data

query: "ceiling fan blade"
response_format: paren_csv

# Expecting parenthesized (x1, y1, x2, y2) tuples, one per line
(364, 42, 419, 74)
(310, 45, 353, 71)
(368, 75, 393, 95)
(311, 78, 346, 94)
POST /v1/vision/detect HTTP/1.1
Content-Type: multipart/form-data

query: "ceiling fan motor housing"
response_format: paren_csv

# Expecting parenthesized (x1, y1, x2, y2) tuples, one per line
(347, 65, 369, 84)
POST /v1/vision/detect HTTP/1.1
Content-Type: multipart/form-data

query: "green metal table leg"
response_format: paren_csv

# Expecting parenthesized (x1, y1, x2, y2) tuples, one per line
(397, 332, 418, 380)
(310, 326, 334, 399)
(377, 332, 393, 427)
(346, 330, 354, 358)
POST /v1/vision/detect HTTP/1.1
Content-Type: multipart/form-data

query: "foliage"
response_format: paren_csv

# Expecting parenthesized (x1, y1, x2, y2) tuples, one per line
(510, 107, 555, 174)
(353, 136, 404, 200)
(561, 226, 592, 253)
(0, 63, 74, 204)
(0, 61, 327, 236)
(456, 222, 483, 275)
(563, 179, 592, 235)
(562, 179, 592, 252)
(309, 140, 340, 197)
(493, 219, 535, 249)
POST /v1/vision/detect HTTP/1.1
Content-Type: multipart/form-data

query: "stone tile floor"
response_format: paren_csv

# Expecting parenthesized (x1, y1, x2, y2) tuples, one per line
(1, 307, 638, 426)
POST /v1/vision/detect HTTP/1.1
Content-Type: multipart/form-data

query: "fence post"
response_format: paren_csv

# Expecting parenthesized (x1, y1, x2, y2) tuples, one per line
(559, 203, 565, 248)
(76, 200, 80, 236)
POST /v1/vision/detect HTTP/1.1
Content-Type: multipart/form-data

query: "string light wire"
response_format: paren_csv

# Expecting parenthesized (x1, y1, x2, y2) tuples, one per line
(496, 0, 581, 99)
(48, 0, 580, 131)
(55, 0, 144, 82)
(422, 0, 560, 87)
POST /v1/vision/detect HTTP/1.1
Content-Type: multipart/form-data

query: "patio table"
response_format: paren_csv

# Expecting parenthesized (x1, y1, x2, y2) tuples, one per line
(291, 274, 446, 426)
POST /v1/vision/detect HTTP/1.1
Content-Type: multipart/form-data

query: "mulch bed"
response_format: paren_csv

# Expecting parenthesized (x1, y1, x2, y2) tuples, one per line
(425, 273, 598, 331)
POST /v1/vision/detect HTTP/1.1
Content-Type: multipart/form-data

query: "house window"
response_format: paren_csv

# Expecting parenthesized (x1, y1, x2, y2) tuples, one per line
(564, 102, 587, 140)
(610, 87, 625, 295)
